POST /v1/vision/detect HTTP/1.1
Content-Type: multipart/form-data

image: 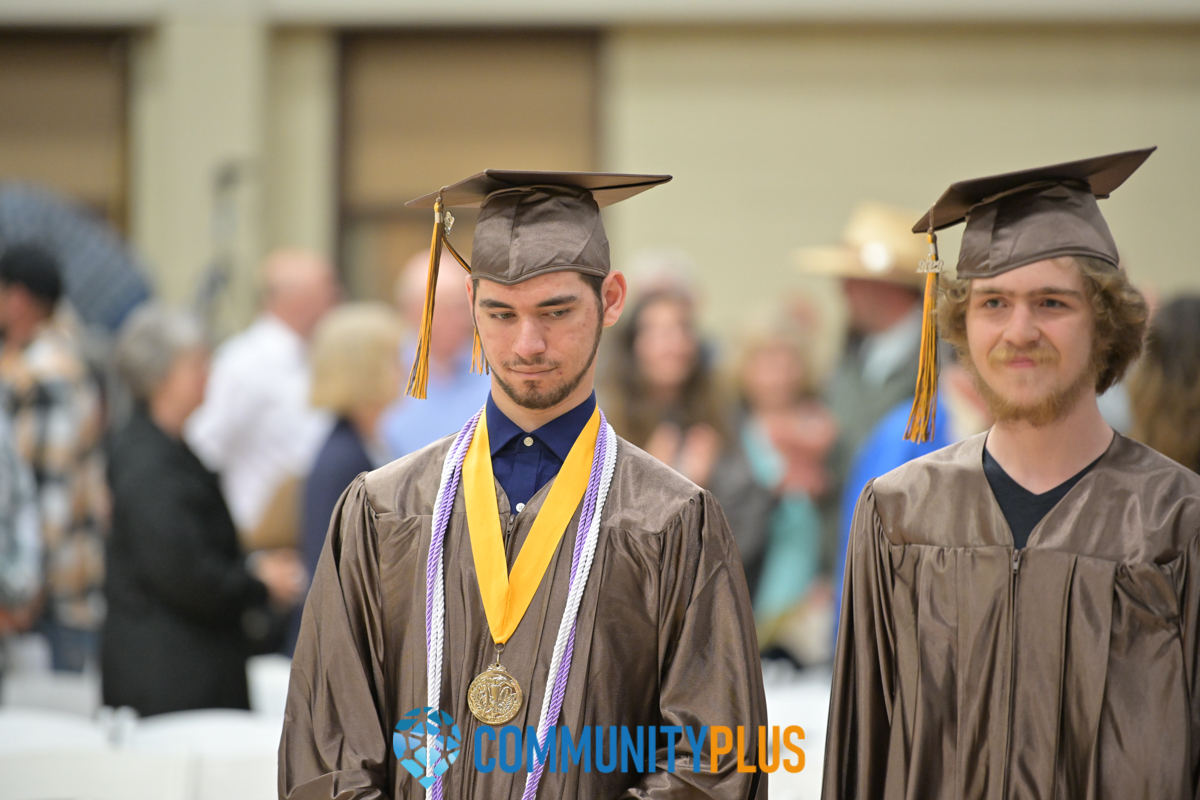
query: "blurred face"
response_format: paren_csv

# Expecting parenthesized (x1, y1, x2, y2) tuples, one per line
(842, 278, 921, 335)
(0, 283, 49, 338)
(157, 346, 210, 424)
(633, 298, 698, 395)
(265, 252, 340, 339)
(742, 342, 803, 412)
(964, 258, 1096, 426)
(429, 268, 475, 363)
(469, 271, 624, 411)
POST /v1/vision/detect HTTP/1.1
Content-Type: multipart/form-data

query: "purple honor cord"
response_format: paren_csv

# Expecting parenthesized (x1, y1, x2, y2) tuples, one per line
(521, 416, 610, 800)
(424, 408, 615, 799)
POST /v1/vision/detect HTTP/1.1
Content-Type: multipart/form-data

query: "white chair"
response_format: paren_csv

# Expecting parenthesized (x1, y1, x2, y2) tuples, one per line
(0, 707, 191, 800)
(0, 750, 191, 800)
(247, 654, 292, 722)
(128, 709, 282, 800)
(0, 707, 108, 753)
(763, 666, 832, 800)
(1, 670, 101, 717)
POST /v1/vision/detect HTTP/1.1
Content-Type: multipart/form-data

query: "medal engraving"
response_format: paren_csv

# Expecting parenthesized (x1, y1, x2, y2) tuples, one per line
(467, 661, 523, 724)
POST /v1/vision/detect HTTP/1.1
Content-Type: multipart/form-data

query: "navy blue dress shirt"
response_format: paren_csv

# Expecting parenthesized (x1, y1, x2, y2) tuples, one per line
(486, 392, 597, 511)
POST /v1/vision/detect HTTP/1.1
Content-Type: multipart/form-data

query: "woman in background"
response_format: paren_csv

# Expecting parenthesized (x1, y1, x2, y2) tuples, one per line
(602, 287, 728, 487)
(301, 303, 404, 580)
(1129, 295, 1200, 473)
(104, 305, 304, 716)
(727, 319, 837, 664)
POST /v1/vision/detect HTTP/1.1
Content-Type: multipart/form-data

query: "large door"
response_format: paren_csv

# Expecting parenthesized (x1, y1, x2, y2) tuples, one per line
(0, 31, 129, 231)
(338, 30, 598, 301)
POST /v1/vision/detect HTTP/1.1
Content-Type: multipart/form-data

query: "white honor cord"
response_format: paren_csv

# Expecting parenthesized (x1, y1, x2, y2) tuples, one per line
(523, 422, 618, 796)
(425, 427, 467, 779)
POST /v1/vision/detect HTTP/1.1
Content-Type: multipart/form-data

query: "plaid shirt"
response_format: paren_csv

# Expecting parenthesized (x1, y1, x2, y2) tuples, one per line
(0, 322, 108, 630)
(0, 411, 39, 607)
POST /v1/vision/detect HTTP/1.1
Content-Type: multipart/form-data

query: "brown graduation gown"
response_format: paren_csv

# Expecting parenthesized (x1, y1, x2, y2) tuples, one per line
(280, 432, 768, 799)
(823, 432, 1200, 800)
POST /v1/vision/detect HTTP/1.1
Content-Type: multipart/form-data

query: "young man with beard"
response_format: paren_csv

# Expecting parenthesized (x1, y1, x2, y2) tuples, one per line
(824, 148, 1200, 799)
(281, 172, 767, 800)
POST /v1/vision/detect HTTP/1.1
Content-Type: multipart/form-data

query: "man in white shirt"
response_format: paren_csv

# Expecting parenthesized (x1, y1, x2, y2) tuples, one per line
(186, 249, 339, 537)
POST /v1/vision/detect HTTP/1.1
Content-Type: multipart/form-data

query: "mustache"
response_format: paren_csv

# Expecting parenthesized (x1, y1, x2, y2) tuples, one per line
(987, 344, 1059, 367)
(502, 355, 560, 371)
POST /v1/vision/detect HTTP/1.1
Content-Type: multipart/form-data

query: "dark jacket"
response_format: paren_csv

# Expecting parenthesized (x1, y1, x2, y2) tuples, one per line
(102, 407, 276, 716)
(286, 417, 373, 654)
(302, 418, 373, 580)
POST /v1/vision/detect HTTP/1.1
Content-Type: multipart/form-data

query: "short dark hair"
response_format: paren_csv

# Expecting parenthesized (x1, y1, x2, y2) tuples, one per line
(0, 244, 63, 307)
(472, 271, 605, 307)
(938, 255, 1149, 394)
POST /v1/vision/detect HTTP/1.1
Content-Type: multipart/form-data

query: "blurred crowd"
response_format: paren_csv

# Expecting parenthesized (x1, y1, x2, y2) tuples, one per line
(1, 186, 1199, 717)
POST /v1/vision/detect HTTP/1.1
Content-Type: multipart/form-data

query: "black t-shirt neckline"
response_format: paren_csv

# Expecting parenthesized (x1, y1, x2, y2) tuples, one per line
(982, 447, 1103, 550)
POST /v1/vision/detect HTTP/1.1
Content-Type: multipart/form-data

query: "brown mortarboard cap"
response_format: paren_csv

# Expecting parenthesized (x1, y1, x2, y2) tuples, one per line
(913, 147, 1156, 279)
(403, 170, 671, 397)
(406, 170, 672, 285)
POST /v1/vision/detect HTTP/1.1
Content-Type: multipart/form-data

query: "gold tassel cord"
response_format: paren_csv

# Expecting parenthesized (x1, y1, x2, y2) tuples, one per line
(471, 327, 488, 376)
(405, 198, 447, 399)
(904, 232, 942, 443)
(442, 237, 471, 273)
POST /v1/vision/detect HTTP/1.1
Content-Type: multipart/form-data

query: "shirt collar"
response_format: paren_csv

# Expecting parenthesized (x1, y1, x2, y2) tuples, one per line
(486, 391, 597, 462)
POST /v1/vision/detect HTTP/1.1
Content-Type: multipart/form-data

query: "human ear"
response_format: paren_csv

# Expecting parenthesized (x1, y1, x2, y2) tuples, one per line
(600, 271, 627, 328)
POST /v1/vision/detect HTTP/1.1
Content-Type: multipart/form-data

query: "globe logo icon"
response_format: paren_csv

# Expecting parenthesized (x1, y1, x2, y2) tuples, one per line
(393, 707, 462, 788)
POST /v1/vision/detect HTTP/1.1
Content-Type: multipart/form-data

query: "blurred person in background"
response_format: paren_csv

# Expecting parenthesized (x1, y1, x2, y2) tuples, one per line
(604, 280, 790, 597)
(602, 285, 728, 488)
(186, 248, 338, 552)
(298, 303, 404, 644)
(104, 305, 305, 717)
(379, 251, 489, 460)
(0, 410, 40, 645)
(725, 315, 837, 665)
(795, 202, 926, 595)
(1129, 295, 1200, 472)
(0, 244, 107, 672)
(795, 202, 926, 486)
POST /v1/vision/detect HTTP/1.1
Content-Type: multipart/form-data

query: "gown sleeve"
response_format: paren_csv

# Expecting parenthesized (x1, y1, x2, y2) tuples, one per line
(621, 490, 769, 799)
(822, 481, 897, 800)
(280, 475, 392, 800)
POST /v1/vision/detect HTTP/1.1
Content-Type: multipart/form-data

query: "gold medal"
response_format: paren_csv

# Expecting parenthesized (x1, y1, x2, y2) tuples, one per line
(467, 656, 523, 724)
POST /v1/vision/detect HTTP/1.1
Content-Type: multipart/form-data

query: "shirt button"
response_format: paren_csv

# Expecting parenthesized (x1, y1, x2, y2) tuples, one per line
(523, 436, 534, 446)
(516, 503, 526, 512)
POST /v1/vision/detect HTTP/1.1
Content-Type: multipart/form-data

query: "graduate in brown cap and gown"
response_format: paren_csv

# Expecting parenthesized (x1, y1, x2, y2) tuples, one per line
(280, 171, 768, 799)
(823, 147, 1200, 799)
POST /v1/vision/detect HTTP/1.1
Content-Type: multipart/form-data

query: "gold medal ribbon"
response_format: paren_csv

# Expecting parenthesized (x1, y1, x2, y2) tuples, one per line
(463, 406, 601, 645)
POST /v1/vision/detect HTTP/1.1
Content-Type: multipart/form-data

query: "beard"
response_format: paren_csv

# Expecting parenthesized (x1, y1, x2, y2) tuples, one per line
(489, 318, 603, 411)
(965, 343, 1095, 427)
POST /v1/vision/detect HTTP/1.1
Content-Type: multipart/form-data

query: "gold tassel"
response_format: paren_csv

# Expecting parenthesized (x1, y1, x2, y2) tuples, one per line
(405, 198, 446, 399)
(471, 327, 488, 375)
(904, 231, 943, 443)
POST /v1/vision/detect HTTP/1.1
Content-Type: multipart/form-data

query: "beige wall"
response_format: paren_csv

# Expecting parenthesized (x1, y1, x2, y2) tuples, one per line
(264, 27, 337, 261)
(125, 20, 1200, 347)
(601, 25, 1200, 361)
(129, 13, 268, 335)
(130, 18, 337, 337)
